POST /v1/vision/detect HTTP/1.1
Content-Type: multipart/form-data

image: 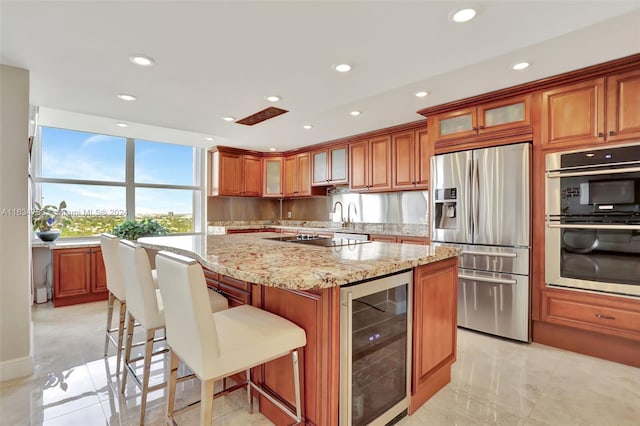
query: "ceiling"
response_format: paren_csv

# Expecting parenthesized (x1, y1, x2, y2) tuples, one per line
(2, 1, 640, 151)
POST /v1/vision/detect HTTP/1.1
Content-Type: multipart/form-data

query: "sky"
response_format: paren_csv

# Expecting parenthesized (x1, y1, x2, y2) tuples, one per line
(39, 127, 197, 216)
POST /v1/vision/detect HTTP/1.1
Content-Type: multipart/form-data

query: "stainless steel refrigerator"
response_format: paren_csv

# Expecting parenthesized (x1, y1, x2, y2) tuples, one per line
(431, 142, 531, 342)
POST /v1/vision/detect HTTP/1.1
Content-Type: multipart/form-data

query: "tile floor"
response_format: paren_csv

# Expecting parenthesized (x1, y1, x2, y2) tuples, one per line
(1, 301, 639, 425)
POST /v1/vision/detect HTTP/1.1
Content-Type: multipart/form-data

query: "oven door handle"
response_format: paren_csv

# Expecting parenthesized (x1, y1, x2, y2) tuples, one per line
(547, 166, 640, 178)
(461, 250, 517, 258)
(547, 223, 640, 230)
(459, 274, 518, 285)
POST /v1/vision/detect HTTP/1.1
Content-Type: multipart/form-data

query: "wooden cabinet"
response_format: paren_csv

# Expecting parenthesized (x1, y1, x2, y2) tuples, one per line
(254, 286, 340, 426)
(540, 70, 640, 149)
(53, 247, 107, 307)
(312, 145, 348, 186)
(540, 78, 605, 149)
(606, 68, 640, 143)
(284, 152, 312, 197)
(209, 149, 262, 197)
(202, 267, 251, 307)
(410, 256, 458, 413)
(432, 95, 531, 146)
(369, 234, 398, 243)
(349, 135, 392, 191)
(369, 234, 429, 245)
(391, 128, 430, 190)
(263, 157, 284, 197)
(541, 289, 640, 342)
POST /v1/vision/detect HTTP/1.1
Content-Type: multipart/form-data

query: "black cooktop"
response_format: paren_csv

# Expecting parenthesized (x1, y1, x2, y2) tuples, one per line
(263, 235, 371, 247)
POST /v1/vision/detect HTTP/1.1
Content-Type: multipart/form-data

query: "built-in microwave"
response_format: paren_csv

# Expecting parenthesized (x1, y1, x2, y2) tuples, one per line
(545, 143, 640, 298)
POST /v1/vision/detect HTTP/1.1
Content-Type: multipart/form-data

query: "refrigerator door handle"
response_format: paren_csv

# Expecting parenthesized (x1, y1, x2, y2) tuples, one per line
(459, 274, 518, 285)
(467, 159, 473, 241)
(474, 158, 480, 234)
(462, 250, 517, 258)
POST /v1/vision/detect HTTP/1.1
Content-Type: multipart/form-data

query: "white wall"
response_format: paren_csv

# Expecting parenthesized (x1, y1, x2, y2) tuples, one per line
(0, 65, 33, 381)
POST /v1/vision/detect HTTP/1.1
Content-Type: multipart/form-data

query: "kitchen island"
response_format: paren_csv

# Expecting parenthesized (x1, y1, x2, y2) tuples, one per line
(138, 233, 460, 425)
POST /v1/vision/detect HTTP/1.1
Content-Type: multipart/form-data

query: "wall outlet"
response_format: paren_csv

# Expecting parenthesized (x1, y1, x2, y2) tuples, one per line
(287, 211, 292, 218)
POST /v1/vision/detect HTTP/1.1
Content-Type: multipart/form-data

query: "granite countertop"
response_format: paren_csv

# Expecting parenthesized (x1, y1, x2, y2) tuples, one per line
(208, 221, 429, 238)
(32, 238, 101, 249)
(138, 233, 459, 290)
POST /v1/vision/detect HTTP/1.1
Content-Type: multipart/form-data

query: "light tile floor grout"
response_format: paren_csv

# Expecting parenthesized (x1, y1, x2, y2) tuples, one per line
(1, 301, 638, 425)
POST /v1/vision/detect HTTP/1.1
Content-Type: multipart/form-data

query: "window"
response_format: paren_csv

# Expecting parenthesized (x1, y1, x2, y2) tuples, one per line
(33, 127, 204, 237)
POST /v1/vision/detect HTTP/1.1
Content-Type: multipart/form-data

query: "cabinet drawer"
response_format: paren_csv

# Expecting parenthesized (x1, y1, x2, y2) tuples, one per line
(546, 296, 640, 339)
(218, 282, 250, 304)
(219, 274, 250, 291)
(203, 268, 219, 282)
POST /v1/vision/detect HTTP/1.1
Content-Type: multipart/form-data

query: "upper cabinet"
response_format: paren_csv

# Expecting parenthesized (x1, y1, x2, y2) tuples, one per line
(263, 156, 283, 197)
(311, 145, 348, 186)
(540, 69, 640, 150)
(432, 95, 531, 146)
(606, 68, 640, 143)
(540, 78, 605, 149)
(284, 152, 312, 197)
(209, 148, 262, 197)
(392, 128, 430, 190)
(349, 135, 392, 191)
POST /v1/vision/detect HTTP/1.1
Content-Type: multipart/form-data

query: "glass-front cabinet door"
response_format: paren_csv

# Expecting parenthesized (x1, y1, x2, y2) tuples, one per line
(478, 95, 531, 133)
(435, 107, 477, 141)
(263, 157, 283, 197)
(312, 150, 328, 184)
(312, 145, 348, 186)
(329, 146, 348, 184)
(434, 95, 531, 143)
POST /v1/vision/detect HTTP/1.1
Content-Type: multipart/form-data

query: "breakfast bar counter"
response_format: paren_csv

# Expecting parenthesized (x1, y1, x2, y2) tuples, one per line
(137, 233, 459, 290)
(137, 233, 461, 425)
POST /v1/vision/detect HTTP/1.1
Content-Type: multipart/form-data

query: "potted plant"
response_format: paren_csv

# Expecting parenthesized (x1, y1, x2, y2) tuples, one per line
(32, 200, 71, 242)
(111, 218, 169, 241)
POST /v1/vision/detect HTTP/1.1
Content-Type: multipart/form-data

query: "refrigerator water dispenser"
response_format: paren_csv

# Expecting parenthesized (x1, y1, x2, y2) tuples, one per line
(434, 188, 458, 230)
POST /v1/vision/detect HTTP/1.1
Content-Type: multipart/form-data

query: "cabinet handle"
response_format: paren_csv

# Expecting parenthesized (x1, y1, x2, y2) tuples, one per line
(595, 313, 616, 320)
(477, 125, 484, 130)
(598, 132, 604, 138)
(609, 131, 616, 136)
(472, 127, 478, 131)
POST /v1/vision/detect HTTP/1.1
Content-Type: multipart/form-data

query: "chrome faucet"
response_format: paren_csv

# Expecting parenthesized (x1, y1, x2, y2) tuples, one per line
(346, 202, 357, 226)
(332, 201, 344, 226)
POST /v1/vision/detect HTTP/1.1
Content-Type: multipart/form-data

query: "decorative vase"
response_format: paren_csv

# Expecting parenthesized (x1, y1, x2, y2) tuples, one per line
(36, 230, 61, 242)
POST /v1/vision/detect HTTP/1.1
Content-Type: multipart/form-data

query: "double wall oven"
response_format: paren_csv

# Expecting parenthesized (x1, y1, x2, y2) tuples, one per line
(545, 143, 640, 298)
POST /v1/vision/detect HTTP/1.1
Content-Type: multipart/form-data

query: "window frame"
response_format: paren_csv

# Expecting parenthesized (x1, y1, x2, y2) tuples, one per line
(32, 126, 206, 236)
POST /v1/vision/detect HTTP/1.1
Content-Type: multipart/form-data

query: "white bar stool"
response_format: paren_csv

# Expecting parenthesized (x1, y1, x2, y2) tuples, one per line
(155, 250, 307, 426)
(100, 233, 127, 377)
(119, 241, 229, 425)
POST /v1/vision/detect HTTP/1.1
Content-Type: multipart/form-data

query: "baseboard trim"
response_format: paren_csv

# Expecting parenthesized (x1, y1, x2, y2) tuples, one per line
(0, 354, 34, 383)
(532, 320, 640, 368)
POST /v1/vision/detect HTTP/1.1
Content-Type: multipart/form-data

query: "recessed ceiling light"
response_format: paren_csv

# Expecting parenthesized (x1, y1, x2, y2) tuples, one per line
(415, 91, 429, 98)
(350, 111, 361, 117)
(117, 93, 137, 101)
(222, 116, 235, 122)
(585, 153, 595, 157)
(451, 8, 477, 23)
(303, 124, 313, 130)
(204, 137, 214, 141)
(335, 64, 352, 73)
(116, 122, 128, 128)
(269, 147, 277, 152)
(512, 62, 531, 71)
(129, 54, 155, 66)
(265, 95, 281, 102)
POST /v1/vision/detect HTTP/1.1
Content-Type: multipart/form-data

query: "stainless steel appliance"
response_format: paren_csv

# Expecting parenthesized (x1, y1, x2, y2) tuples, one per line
(340, 270, 412, 425)
(431, 142, 531, 342)
(545, 143, 640, 297)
